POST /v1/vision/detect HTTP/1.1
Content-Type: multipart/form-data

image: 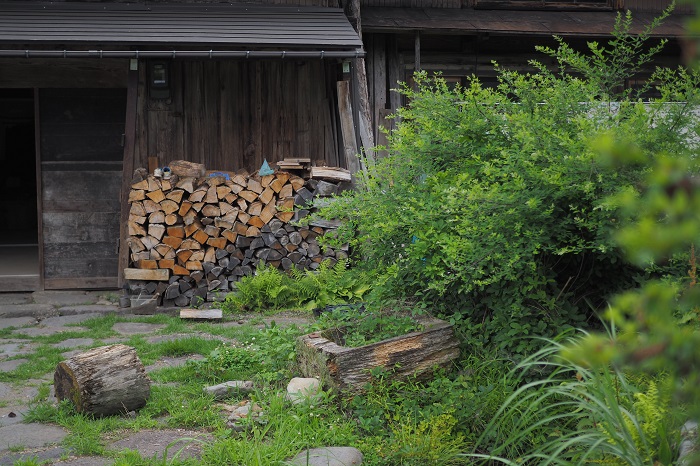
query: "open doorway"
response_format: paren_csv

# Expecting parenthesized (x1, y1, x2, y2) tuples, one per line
(0, 88, 40, 291)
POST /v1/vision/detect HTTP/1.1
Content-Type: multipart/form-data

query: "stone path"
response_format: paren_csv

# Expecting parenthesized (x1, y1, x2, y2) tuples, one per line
(0, 290, 320, 465)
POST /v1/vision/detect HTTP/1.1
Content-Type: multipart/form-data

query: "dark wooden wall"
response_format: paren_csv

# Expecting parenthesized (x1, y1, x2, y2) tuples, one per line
(358, 0, 690, 10)
(135, 59, 341, 174)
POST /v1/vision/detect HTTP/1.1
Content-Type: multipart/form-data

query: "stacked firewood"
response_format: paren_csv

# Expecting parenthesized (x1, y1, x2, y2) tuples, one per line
(125, 165, 349, 307)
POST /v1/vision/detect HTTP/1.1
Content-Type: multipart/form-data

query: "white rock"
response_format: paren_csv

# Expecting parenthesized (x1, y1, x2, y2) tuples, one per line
(286, 377, 321, 404)
(289, 447, 363, 466)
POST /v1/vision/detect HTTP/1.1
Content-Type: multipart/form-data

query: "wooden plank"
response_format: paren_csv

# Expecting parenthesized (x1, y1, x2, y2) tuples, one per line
(180, 308, 223, 320)
(336, 80, 361, 175)
(123, 268, 170, 281)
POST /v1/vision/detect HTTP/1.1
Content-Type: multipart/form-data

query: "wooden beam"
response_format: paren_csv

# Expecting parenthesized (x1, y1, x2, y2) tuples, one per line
(123, 268, 170, 281)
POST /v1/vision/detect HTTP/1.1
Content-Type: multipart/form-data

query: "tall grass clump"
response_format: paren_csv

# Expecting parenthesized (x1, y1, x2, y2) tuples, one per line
(468, 333, 683, 465)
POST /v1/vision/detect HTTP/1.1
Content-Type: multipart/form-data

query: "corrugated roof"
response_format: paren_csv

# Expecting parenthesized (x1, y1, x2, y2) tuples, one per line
(0, 2, 363, 50)
(361, 7, 690, 37)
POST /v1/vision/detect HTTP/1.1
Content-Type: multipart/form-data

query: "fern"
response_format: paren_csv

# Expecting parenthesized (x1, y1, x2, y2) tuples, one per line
(222, 260, 372, 314)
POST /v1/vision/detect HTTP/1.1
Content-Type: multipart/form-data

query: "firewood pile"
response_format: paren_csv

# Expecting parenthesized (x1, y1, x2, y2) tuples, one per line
(125, 160, 350, 307)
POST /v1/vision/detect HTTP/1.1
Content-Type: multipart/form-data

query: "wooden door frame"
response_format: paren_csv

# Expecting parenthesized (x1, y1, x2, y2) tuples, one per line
(118, 67, 139, 289)
(34, 87, 45, 290)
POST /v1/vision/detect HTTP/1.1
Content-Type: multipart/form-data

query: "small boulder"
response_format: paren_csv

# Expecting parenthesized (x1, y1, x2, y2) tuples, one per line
(204, 380, 254, 400)
(289, 447, 363, 466)
(286, 377, 321, 405)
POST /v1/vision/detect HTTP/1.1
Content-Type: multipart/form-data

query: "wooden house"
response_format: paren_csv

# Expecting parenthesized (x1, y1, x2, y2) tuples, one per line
(359, 0, 692, 148)
(0, 0, 363, 291)
(0, 0, 690, 293)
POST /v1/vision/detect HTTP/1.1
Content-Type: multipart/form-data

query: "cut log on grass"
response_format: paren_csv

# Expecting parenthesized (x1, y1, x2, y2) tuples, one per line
(54, 344, 151, 416)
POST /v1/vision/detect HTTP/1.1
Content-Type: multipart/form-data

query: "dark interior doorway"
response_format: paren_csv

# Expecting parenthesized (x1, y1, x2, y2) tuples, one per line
(0, 88, 40, 291)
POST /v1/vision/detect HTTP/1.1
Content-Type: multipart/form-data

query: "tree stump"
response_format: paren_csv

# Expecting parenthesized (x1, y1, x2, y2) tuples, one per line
(54, 344, 151, 416)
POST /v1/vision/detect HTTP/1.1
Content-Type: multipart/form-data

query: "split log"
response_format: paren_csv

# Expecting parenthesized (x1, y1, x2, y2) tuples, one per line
(168, 160, 206, 178)
(296, 319, 460, 392)
(54, 344, 151, 416)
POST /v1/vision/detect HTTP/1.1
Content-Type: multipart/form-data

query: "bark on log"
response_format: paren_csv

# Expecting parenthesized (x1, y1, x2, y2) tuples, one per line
(54, 344, 151, 416)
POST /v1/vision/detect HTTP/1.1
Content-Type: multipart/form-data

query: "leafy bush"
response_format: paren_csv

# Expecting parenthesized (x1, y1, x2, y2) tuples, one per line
(317, 10, 700, 357)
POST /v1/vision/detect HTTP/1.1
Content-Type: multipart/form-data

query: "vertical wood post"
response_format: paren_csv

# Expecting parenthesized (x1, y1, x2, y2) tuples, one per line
(342, 0, 375, 170)
(118, 64, 139, 288)
(414, 30, 421, 92)
(34, 88, 44, 290)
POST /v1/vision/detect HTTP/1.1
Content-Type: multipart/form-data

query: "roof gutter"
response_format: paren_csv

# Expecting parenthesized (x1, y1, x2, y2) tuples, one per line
(0, 49, 366, 59)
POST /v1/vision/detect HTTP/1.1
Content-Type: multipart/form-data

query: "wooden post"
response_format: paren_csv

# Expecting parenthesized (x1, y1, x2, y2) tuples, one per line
(414, 30, 421, 92)
(118, 65, 139, 288)
(336, 80, 361, 175)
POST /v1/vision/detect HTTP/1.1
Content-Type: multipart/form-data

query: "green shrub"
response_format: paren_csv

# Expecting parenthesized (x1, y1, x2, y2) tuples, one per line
(317, 10, 700, 357)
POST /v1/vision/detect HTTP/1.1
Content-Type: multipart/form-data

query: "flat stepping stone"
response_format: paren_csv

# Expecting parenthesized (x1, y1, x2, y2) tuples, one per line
(53, 338, 94, 349)
(145, 355, 205, 373)
(0, 294, 32, 306)
(57, 305, 118, 315)
(112, 322, 166, 335)
(0, 342, 36, 359)
(53, 456, 109, 466)
(0, 359, 27, 372)
(0, 406, 25, 427)
(40, 313, 101, 326)
(145, 333, 232, 344)
(14, 326, 88, 337)
(0, 423, 67, 452)
(0, 317, 37, 330)
(0, 304, 55, 318)
(108, 429, 212, 460)
(0, 446, 67, 466)
(289, 447, 364, 466)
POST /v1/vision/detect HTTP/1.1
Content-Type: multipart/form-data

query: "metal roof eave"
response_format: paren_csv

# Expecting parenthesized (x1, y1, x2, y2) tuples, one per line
(0, 2, 364, 54)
